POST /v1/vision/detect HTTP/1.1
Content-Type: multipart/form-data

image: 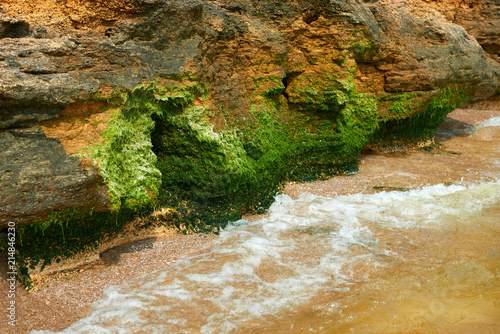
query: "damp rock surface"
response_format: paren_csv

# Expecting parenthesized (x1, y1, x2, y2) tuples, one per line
(0, 0, 499, 225)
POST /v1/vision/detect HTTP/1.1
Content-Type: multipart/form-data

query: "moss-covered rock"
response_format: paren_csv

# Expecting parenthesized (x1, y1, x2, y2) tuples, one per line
(2, 66, 470, 287)
(88, 86, 162, 210)
(4, 0, 497, 285)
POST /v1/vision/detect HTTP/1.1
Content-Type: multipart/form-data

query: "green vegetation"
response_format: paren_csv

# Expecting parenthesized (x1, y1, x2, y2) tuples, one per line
(2, 58, 468, 286)
(252, 75, 286, 96)
(378, 92, 420, 119)
(1, 208, 134, 289)
(347, 30, 379, 62)
(88, 87, 162, 210)
(372, 87, 468, 146)
(287, 73, 349, 112)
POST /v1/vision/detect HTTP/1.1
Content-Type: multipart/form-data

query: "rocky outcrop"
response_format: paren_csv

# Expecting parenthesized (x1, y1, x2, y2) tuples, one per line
(0, 11, 29, 39)
(1, 0, 499, 227)
(0, 126, 108, 224)
(420, 0, 500, 62)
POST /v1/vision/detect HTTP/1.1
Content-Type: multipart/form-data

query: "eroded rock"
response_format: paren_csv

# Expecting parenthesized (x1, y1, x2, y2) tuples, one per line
(0, 12, 29, 39)
(0, 126, 109, 226)
(0, 0, 499, 228)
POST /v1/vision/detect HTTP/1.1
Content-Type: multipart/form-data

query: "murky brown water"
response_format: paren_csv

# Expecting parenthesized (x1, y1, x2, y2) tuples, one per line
(36, 109, 500, 334)
(241, 203, 500, 334)
(37, 181, 500, 334)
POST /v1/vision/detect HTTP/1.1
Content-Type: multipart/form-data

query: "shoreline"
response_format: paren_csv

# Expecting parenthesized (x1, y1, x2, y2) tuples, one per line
(285, 103, 500, 199)
(0, 232, 217, 334)
(1, 102, 499, 334)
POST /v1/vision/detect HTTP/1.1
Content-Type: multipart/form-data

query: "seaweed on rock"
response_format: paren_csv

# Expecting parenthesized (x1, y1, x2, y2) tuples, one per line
(3, 74, 468, 286)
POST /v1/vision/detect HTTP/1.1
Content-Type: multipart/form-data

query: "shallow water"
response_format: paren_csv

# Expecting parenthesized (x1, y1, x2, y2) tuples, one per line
(36, 115, 500, 334)
(35, 181, 500, 334)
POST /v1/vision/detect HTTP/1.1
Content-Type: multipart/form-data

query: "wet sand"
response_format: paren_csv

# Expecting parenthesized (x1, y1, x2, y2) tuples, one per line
(0, 102, 499, 334)
(0, 233, 217, 334)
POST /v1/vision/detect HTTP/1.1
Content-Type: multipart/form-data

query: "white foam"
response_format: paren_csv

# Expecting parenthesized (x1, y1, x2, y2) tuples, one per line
(478, 116, 500, 128)
(32, 181, 500, 334)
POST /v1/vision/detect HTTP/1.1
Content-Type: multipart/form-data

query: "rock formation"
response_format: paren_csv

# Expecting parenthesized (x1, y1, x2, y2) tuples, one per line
(0, 0, 499, 276)
(422, 0, 500, 62)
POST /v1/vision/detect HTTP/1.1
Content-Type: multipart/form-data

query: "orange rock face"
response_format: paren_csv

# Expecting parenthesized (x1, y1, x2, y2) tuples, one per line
(0, 0, 499, 226)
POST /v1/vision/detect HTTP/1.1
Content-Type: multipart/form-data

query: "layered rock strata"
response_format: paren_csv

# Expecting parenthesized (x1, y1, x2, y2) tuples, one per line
(0, 0, 499, 228)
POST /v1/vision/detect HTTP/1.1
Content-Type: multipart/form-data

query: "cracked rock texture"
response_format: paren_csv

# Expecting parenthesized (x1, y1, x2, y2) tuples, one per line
(1, 0, 499, 226)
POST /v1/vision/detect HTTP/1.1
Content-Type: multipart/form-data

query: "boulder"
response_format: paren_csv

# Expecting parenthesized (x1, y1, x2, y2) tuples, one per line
(0, 0, 499, 227)
(0, 126, 109, 226)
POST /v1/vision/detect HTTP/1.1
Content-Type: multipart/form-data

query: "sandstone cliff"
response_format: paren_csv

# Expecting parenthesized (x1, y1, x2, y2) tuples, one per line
(0, 0, 499, 278)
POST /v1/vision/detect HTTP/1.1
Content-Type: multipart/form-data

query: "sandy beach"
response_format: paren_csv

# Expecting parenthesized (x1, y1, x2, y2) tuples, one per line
(1, 102, 499, 334)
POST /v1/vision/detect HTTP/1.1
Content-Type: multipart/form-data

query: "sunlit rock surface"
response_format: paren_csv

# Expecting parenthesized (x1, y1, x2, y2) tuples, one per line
(1, 0, 499, 226)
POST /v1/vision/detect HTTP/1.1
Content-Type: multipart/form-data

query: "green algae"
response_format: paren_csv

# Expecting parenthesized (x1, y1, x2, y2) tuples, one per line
(153, 99, 290, 231)
(1, 208, 134, 289)
(252, 75, 286, 97)
(88, 86, 162, 210)
(3, 66, 469, 286)
(372, 87, 468, 147)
